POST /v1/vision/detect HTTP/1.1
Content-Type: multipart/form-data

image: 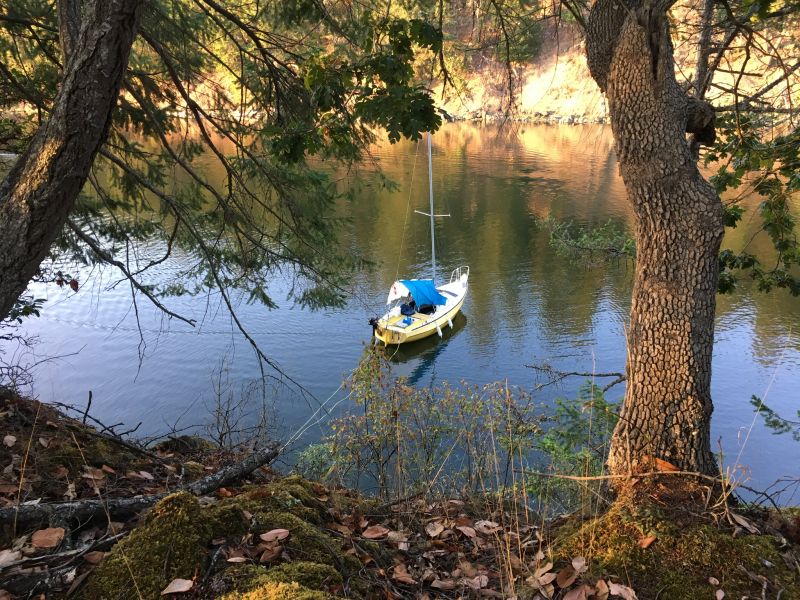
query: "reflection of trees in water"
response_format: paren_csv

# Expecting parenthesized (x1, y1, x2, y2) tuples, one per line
(343, 122, 798, 359)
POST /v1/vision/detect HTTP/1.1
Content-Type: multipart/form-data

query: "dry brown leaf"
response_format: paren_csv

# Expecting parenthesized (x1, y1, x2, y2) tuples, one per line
(2, 435, 15, 448)
(0, 549, 21, 568)
(708, 576, 720, 586)
(51, 465, 69, 478)
(259, 529, 290, 543)
(572, 556, 588, 573)
(730, 512, 760, 534)
(715, 590, 725, 600)
(638, 535, 657, 549)
(32, 527, 65, 549)
(595, 579, 610, 600)
(362, 525, 390, 539)
(81, 467, 105, 482)
(0, 590, 11, 600)
(462, 574, 489, 590)
(160, 578, 194, 595)
(537, 572, 558, 587)
(430, 579, 456, 590)
(38, 437, 49, 448)
(106, 522, 124, 535)
(0, 484, 16, 494)
(556, 565, 578, 588)
(259, 546, 282, 563)
(100, 465, 116, 474)
(392, 563, 417, 585)
(456, 525, 477, 538)
(83, 551, 106, 565)
(608, 581, 638, 599)
(533, 561, 553, 578)
(138, 470, 155, 481)
(64, 483, 76, 501)
(226, 556, 248, 563)
(459, 560, 478, 578)
(474, 520, 501, 535)
(563, 584, 593, 600)
(330, 523, 352, 536)
(425, 521, 445, 538)
(387, 531, 409, 551)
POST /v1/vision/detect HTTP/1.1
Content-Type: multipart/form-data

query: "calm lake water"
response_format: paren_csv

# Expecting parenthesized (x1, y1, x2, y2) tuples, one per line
(15, 122, 800, 496)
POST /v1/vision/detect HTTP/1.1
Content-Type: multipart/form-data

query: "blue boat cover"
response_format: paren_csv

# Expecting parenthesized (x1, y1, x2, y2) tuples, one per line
(400, 279, 447, 306)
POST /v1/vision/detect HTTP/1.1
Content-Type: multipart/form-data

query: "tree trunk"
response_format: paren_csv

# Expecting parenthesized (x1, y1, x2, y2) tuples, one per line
(0, 0, 142, 322)
(586, 0, 724, 476)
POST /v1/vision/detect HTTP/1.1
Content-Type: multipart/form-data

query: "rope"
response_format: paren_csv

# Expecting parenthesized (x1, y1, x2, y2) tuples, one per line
(394, 139, 422, 284)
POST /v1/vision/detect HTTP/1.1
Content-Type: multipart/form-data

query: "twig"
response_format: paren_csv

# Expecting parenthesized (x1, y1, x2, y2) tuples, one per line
(0, 443, 280, 526)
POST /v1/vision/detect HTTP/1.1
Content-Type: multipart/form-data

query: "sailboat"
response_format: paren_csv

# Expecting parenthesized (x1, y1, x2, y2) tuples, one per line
(370, 132, 469, 345)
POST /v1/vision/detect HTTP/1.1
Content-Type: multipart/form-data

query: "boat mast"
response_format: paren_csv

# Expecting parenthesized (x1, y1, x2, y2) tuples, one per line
(428, 131, 436, 282)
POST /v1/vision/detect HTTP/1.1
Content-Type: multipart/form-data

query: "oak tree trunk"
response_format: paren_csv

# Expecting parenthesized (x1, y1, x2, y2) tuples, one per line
(0, 0, 142, 321)
(586, 0, 723, 476)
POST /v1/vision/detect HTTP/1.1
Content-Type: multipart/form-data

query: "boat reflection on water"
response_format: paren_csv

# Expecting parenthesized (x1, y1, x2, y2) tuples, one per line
(381, 313, 468, 386)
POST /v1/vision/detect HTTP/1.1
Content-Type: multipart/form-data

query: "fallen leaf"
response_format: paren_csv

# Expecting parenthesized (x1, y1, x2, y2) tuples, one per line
(259, 529, 290, 543)
(392, 563, 417, 585)
(160, 578, 193, 595)
(425, 521, 445, 538)
(226, 556, 248, 563)
(462, 574, 489, 589)
(0, 590, 10, 600)
(259, 546, 282, 563)
(64, 483, 76, 501)
(0, 549, 21, 568)
(715, 590, 725, 600)
(38, 437, 50, 448)
(595, 579, 610, 600)
(51, 465, 69, 478)
(563, 584, 593, 600)
(106, 522, 124, 535)
(556, 565, 578, 588)
(474, 520, 501, 535)
(537, 572, 558, 587)
(32, 527, 65, 549)
(0, 484, 16, 494)
(708, 577, 720, 586)
(101, 465, 116, 474)
(81, 467, 105, 482)
(608, 581, 638, 599)
(362, 525, 390, 539)
(639, 535, 657, 549)
(456, 525, 477, 538)
(430, 579, 456, 590)
(138, 470, 155, 481)
(533, 561, 553, 578)
(2, 436, 15, 448)
(572, 556, 588, 573)
(211, 538, 226, 546)
(387, 531, 409, 551)
(730, 512, 760, 534)
(459, 560, 478, 578)
(83, 551, 106, 565)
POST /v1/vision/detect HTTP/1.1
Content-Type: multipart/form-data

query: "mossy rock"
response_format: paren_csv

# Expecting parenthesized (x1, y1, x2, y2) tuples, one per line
(81, 492, 209, 599)
(219, 581, 328, 600)
(208, 563, 337, 599)
(554, 499, 800, 600)
(251, 511, 351, 568)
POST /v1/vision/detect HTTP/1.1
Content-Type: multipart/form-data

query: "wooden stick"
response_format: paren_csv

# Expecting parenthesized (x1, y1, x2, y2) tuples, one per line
(0, 442, 280, 527)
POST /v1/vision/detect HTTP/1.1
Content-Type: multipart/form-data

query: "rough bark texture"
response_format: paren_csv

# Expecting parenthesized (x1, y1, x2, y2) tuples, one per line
(0, 0, 142, 322)
(586, 0, 724, 476)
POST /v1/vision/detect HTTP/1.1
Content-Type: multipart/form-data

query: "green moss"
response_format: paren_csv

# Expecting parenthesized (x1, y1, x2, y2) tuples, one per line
(81, 492, 209, 599)
(206, 502, 251, 541)
(264, 561, 342, 590)
(554, 501, 800, 600)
